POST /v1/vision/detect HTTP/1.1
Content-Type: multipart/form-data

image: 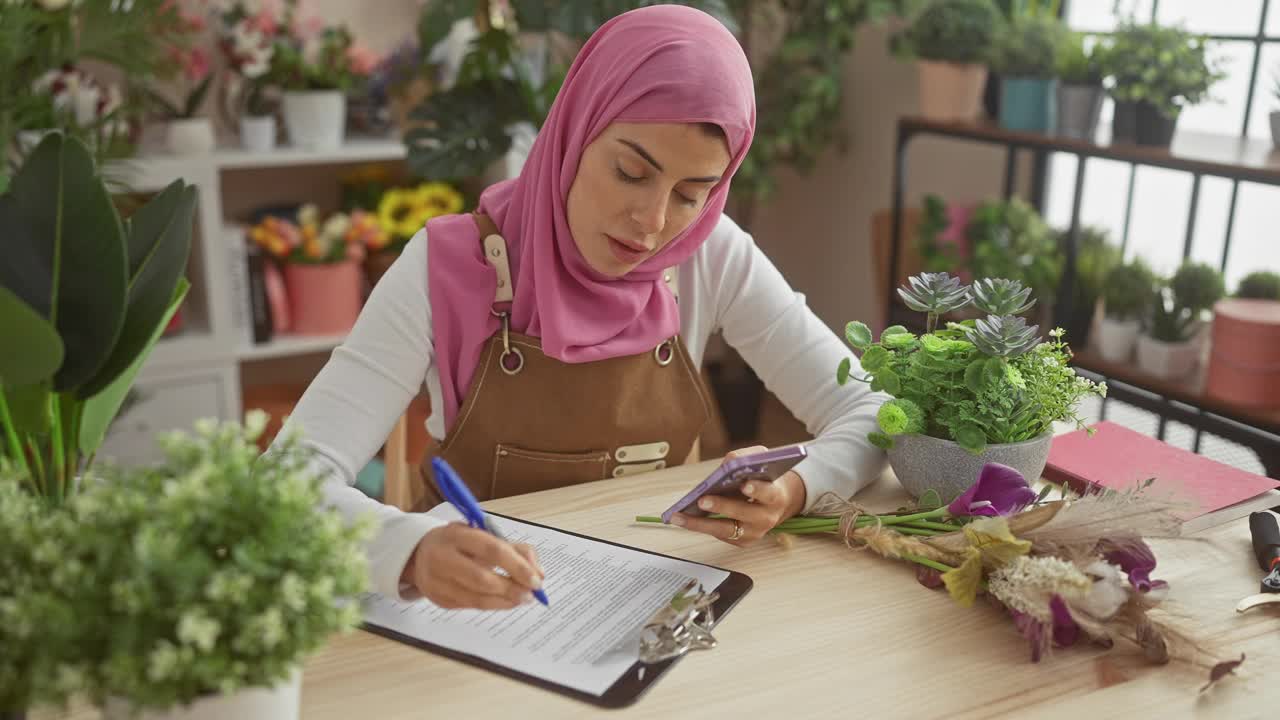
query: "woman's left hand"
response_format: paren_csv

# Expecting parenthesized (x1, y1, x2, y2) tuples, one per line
(671, 446, 807, 545)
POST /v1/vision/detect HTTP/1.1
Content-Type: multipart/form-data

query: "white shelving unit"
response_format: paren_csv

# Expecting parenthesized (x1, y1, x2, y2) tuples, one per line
(96, 135, 409, 466)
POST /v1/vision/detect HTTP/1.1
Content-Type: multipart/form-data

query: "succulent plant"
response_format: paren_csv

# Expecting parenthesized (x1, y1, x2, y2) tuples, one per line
(970, 278, 1036, 317)
(965, 314, 1041, 358)
(899, 272, 971, 332)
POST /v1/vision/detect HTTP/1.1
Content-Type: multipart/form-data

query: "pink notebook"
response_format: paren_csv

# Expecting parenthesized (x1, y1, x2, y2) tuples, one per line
(1044, 421, 1280, 533)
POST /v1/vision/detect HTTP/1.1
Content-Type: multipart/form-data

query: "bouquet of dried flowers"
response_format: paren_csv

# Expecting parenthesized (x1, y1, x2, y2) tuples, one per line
(638, 461, 1244, 689)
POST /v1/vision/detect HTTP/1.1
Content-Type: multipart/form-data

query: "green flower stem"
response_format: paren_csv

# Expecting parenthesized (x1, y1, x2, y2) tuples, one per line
(902, 553, 955, 573)
(874, 507, 951, 526)
(898, 519, 962, 532)
(0, 390, 30, 480)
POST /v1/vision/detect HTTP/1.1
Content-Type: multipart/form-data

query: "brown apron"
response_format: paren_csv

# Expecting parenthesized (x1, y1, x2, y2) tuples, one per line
(413, 214, 713, 510)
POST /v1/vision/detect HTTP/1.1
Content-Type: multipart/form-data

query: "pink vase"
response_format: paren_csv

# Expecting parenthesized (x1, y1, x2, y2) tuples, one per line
(283, 261, 363, 335)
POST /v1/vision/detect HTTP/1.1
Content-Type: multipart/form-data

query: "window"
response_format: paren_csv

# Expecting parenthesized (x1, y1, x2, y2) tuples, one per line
(1045, 1, 1280, 288)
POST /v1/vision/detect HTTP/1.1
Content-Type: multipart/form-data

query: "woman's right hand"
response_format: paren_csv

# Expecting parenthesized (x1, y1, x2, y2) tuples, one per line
(401, 524, 546, 610)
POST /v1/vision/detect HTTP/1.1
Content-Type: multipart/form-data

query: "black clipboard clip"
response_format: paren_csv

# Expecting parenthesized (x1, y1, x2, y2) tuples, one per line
(639, 579, 720, 664)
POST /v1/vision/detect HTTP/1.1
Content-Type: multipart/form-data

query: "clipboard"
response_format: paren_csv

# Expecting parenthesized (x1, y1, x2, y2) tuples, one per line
(360, 511, 753, 709)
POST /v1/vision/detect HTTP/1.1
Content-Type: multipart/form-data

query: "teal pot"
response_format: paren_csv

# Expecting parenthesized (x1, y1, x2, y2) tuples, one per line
(999, 76, 1058, 133)
(1056, 83, 1104, 140)
(887, 432, 1053, 503)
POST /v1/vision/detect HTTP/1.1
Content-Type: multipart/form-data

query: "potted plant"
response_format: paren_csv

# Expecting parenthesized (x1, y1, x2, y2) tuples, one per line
(839, 273, 1105, 502)
(0, 133, 195, 503)
(964, 198, 1062, 320)
(268, 0, 376, 150)
(1095, 20, 1224, 147)
(0, 470, 84, 720)
(1055, 225, 1121, 351)
(989, 4, 1065, 133)
(142, 7, 216, 155)
(1235, 270, 1280, 300)
(60, 416, 370, 720)
(1096, 258, 1156, 362)
(890, 0, 1002, 123)
(1055, 30, 1105, 139)
(216, 1, 280, 152)
(1136, 262, 1224, 379)
(249, 204, 376, 334)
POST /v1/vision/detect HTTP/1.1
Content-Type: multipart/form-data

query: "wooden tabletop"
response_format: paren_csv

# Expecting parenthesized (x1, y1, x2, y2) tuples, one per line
(51, 461, 1280, 719)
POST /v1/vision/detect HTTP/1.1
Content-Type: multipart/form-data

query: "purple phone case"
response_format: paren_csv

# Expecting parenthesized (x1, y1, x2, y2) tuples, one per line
(660, 444, 807, 523)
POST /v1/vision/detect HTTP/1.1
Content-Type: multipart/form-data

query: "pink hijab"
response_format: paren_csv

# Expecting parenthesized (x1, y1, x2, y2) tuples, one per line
(427, 5, 756, 432)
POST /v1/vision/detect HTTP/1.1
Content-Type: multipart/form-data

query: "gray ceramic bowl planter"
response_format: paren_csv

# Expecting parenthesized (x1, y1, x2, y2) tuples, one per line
(887, 431, 1053, 503)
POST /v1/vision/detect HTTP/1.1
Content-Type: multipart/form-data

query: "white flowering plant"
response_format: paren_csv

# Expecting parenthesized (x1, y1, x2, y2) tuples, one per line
(59, 412, 372, 711)
(0, 469, 84, 715)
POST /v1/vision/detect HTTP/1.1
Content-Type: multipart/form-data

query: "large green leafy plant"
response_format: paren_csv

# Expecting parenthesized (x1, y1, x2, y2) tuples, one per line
(891, 0, 1002, 65)
(1094, 19, 1225, 118)
(0, 133, 195, 503)
(838, 273, 1104, 454)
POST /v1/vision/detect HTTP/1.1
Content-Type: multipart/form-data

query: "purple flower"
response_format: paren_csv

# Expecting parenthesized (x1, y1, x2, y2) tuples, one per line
(947, 463, 1038, 517)
(1009, 596, 1080, 662)
(1098, 538, 1169, 594)
(1049, 594, 1079, 648)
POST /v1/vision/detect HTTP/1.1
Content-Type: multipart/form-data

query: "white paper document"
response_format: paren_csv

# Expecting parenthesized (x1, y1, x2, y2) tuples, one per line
(361, 506, 730, 696)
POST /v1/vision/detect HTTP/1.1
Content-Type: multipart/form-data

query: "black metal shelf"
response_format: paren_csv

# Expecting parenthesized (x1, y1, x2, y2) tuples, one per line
(884, 117, 1280, 477)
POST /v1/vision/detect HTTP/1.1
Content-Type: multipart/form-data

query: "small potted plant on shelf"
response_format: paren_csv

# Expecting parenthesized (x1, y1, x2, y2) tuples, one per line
(142, 7, 216, 155)
(1136, 261, 1224, 380)
(1094, 19, 1224, 148)
(891, 0, 1002, 123)
(267, 0, 378, 150)
(249, 203, 380, 335)
(216, 1, 280, 152)
(1235, 270, 1280, 300)
(1055, 30, 1105, 139)
(1055, 225, 1121, 351)
(989, 3, 1065, 133)
(1096, 258, 1156, 362)
(61, 417, 371, 720)
(839, 272, 1105, 502)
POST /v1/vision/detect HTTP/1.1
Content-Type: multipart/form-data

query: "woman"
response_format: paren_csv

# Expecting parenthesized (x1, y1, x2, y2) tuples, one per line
(277, 5, 886, 611)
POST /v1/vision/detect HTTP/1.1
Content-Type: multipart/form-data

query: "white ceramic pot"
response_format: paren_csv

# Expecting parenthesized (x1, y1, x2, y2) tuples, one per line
(1136, 334, 1200, 380)
(239, 115, 277, 153)
(1096, 316, 1140, 362)
(281, 90, 346, 150)
(166, 118, 215, 155)
(103, 669, 301, 720)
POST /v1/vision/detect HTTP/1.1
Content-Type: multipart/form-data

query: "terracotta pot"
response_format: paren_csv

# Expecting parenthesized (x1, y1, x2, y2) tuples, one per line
(1205, 299, 1280, 408)
(283, 260, 362, 335)
(917, 61, 988, 123)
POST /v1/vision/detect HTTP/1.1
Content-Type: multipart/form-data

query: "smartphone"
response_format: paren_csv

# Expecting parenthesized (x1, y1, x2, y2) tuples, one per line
(660, 444, 807, 523)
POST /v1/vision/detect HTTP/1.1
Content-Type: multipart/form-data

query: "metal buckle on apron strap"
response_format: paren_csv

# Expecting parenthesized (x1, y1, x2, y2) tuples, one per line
(491, 308, 524, 375)
(654, 337, 675, 367)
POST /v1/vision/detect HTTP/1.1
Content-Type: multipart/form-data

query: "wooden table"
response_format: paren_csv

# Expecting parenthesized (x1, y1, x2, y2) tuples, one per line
(58, 462, 1280, 719)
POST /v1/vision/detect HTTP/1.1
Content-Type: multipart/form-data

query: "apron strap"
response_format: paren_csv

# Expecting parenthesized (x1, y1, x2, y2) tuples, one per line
(472, 212, 513, 308)
(664, 266, 679, 302)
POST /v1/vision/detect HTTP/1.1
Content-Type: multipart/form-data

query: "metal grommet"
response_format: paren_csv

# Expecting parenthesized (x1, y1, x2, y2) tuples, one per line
(497, 279, 506, 288)
(500, 346, 524, 375)
(613, 466, 626, 478)
(618, 449, 628, 460)
(491, 247, 501, 257)
(655, 460, 666, 470)
(654, 340, 674, 367)
(659, 443, 669, 454)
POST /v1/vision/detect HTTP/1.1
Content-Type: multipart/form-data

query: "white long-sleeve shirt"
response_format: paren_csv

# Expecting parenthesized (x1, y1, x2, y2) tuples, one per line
(276, 213, 888, 599)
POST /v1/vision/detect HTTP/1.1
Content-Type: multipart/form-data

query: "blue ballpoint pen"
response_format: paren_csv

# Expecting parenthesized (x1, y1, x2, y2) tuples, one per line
(430, 457, 550, 606)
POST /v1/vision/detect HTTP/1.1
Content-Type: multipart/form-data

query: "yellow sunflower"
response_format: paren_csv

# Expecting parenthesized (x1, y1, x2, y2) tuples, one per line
(415, 182, 465, 218)
(377, 188, 432, 240)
